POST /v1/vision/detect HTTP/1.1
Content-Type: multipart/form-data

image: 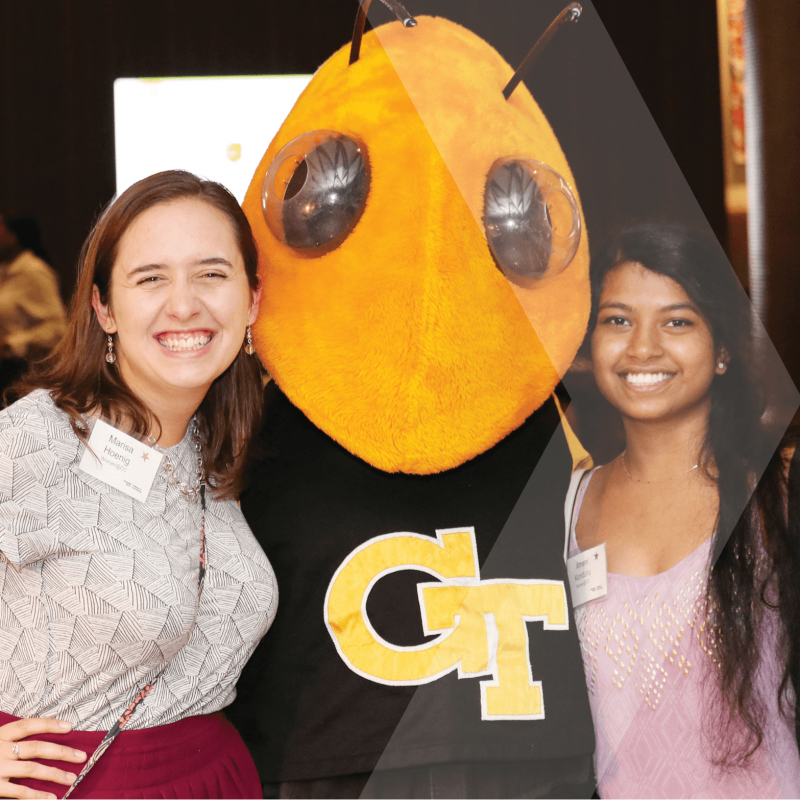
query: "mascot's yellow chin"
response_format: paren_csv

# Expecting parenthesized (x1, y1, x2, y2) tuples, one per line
(243, 16, 590, 475)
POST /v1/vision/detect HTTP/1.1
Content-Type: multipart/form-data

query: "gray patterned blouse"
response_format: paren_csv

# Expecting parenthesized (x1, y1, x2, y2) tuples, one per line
(0, 390, 277, 731)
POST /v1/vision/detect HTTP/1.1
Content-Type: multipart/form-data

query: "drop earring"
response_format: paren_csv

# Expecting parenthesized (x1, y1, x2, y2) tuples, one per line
(245, 325, 255, 356)
(105, 334, 116, 364)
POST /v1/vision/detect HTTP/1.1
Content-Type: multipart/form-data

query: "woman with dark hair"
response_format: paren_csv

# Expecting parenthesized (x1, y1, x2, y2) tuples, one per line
(567, 222, 800, 796)
(0, 171, 276, 799)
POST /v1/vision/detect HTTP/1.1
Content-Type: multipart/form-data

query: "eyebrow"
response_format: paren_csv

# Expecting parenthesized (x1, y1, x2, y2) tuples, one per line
(598, 301, 699, 313)
(127, 257, 234, 276)
(660, 302, 699, 313)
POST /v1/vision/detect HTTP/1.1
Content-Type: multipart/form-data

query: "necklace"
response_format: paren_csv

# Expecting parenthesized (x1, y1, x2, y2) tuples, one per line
(621, 450, 698, 484)
(148, 417, 205, 502)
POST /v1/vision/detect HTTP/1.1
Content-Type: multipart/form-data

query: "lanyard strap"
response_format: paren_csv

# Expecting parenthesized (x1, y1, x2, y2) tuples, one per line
(62, 484, 206, 798)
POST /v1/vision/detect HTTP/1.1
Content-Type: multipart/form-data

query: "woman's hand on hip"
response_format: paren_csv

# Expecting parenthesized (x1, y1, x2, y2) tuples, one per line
(0, 718, 87, 800)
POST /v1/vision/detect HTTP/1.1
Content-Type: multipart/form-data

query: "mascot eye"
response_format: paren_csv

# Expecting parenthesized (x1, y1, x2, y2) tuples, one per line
(262, 130, 369, 253)
(483, 158, 581, 283)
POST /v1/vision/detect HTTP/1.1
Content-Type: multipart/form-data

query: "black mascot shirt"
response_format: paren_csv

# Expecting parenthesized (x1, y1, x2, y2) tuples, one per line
(230, 387, 595, 784)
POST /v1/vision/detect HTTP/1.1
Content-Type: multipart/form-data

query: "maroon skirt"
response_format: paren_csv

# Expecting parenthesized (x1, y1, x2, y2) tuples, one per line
(0, 710, 262, 799)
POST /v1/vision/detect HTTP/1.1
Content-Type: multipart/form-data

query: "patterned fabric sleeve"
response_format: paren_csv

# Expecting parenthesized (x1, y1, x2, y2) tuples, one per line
(0, 392, 81, 571)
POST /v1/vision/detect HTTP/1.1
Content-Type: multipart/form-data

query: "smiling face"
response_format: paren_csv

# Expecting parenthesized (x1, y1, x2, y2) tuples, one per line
(92, 197, 260, 412)
(591, 261, 727, 424)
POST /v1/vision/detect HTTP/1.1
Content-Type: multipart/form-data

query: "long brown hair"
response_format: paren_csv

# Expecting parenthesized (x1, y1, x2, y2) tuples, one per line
(11, 170, 264, 499)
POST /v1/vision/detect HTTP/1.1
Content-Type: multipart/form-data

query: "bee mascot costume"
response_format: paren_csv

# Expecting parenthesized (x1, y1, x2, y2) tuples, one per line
(229, 2, 596, 796)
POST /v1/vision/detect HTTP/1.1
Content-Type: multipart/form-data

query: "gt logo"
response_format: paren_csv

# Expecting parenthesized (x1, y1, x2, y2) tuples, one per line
(324, 528, 568, 720)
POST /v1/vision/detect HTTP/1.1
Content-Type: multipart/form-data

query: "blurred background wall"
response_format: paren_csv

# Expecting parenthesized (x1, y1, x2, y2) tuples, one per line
(2, 0, 797, 452)
(745, 0, 800, 401)
(0, 0, 727, 297)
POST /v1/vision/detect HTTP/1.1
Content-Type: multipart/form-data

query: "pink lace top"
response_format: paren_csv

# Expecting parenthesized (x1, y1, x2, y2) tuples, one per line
(570, 468, 800, 798)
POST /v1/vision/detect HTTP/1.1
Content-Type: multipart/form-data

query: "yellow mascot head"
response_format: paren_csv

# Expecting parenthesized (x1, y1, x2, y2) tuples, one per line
(243, 3, 590, 474)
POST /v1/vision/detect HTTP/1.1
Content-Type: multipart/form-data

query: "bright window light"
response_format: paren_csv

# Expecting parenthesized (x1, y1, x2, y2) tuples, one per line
(114, 75, 312, 203)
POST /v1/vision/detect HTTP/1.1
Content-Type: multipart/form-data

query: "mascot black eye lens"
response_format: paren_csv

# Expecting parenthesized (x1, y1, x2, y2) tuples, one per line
(283, 159, 308, 201)
(262, 131, 369, 253)
(483, 158, 581, 283)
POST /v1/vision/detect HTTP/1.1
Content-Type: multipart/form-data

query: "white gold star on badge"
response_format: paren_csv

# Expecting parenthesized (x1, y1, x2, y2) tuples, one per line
(140, 451, 149, 462)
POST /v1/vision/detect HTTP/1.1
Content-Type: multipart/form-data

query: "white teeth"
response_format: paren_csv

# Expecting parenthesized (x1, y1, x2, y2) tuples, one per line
(158, 334, 212, 352)
(625, 372, 672, 386)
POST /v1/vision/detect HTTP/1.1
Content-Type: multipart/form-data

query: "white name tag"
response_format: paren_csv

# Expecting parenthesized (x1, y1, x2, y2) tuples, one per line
(566, 542, 608, 607)
(78, 419, 163, 501)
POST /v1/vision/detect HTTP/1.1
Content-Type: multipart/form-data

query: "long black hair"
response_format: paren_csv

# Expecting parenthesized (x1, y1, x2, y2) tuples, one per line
(588, 222, 799, 764)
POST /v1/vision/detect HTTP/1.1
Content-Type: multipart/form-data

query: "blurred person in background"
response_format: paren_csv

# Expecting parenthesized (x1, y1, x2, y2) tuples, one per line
(0, 212, 67, 402)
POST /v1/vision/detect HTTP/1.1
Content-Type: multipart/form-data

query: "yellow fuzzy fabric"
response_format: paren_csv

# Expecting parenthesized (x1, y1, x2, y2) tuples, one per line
(243, 17, 590, 475)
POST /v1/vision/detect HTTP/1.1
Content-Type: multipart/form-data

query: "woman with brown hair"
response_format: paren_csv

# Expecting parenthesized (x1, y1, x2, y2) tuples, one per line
(0, 170, 276, 799)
